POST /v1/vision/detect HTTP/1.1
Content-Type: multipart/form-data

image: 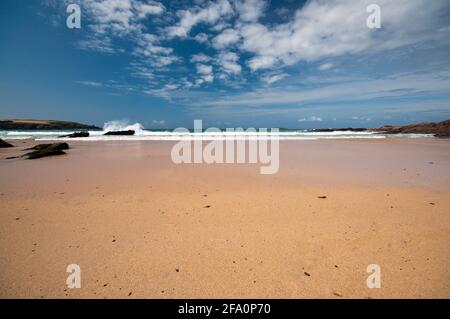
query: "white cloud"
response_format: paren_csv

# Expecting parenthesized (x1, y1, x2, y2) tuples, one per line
(234, 0, 267, 22)
(66, 0, 166, 54)
(217, 51, 241, 75)
(318, 63, 334, 71)
(262, 73, 287, 84)
(248, 55, 277, 71)
(298, 116, 323, 122)
(193, 32, 209, 43)
(129, 63, 154, 80)
(190, 53, 212, 63)
(77, 80, 103, 87)
(195, 64, 214, 85)
(164, 84, 179, 90)
(198, 70, 450, 107)
(133, 33, 180, 68)
(212, 28, 240, 49)
(78, 37, 116, 53)
(166, 0, 234, 38)
(82, 0, 165, 35)
(134, 1, 165, 19)
(56, 0, 450, 100)
(196, 64, 213, 75)
(239, 0, 450, 70)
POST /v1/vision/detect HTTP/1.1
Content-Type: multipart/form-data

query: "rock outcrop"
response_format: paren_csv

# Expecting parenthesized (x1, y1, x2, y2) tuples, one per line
(103, 130, 135, 136)
(0, 138, 13, 148)
(307, 120, 450, 138)
(59, 132, 90, 138)
(371, 120, 450, 138)
(24, 143, 69, 159)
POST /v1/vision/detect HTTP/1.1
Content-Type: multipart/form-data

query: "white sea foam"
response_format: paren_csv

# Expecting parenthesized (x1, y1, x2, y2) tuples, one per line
(102, 120, 145, 135)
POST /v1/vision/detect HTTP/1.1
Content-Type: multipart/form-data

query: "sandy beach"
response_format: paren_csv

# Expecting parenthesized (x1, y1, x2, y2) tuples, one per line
(0, 138, 449, 299)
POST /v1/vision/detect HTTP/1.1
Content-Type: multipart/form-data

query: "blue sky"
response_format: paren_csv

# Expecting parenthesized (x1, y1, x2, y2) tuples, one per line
(1, 0, 450, 129)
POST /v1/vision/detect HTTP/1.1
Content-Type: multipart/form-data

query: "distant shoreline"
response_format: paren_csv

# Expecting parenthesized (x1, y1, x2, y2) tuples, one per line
(1, 119, 449, 138)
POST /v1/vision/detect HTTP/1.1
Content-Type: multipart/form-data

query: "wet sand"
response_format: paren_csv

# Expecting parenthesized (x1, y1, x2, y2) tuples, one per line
(0, 139, 449, 298)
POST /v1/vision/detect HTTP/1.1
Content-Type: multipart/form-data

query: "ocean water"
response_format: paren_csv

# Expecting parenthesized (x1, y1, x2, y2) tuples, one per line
(0, 121, 434, 141)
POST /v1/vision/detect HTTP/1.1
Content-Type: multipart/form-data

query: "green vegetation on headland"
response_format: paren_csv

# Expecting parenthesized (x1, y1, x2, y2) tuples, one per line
(0, 119, 100, 130)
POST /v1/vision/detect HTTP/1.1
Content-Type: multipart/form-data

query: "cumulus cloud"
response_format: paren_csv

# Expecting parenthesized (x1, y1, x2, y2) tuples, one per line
(166, 0, 233, 38)
(217, 51, 241, 75)
(65, 0, 174, 67)
(191, 53, 212, 63)
(239, 0, 450, 70)
(212, 28, 240, 49)
(133, 34, 180, 68)
(134, 1, 165, 18)
(52, 0, 450, 95)
(196, 64, 213, 75)
(79, 0, 165, 36)
(234, 0, 267, 22)
(193, 32, 209, 43)
(195, 64, 214, 85)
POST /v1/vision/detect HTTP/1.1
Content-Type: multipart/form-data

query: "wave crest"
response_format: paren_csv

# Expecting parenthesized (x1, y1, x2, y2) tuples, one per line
(102, 121, 145, 135)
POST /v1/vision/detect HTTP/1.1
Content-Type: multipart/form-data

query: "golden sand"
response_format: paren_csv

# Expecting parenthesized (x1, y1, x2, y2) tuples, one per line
(0, 139, 449, 298)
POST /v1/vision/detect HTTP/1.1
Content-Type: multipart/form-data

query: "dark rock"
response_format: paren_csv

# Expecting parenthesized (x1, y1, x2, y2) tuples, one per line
(25, 143, 69, 151)
(103, 130, 135, 136)
(24, 143, 69, 159)
(306, 119, 450, 138)
(59, 132, 90, 138)
(0, 138, 13, 148)
(304, 272, 311, 277)
(371, 119, 450, 138)
(317, 196, 327, 199)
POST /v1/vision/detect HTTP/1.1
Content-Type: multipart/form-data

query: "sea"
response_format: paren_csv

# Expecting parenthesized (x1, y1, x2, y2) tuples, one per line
(0, 121, 434, 141)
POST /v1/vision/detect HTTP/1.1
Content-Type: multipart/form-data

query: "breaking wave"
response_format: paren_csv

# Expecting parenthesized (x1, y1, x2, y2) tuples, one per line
(102, 121, 145, 135)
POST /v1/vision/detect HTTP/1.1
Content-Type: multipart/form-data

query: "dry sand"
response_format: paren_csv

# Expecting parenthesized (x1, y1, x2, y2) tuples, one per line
(0, 138, 449, 298)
